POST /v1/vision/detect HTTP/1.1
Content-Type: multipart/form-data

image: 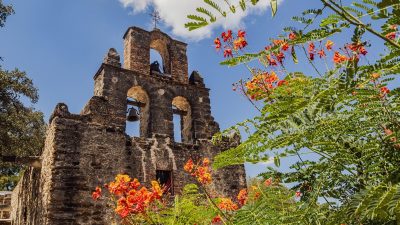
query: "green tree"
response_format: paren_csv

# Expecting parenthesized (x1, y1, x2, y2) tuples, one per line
(187, 0, 400, 224)
(0, 1, 46, 190)
(0, 0, 14, 28)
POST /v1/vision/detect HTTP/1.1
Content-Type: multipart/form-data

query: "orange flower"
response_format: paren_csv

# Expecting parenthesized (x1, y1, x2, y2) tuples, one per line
(184, 159, 194, 172)
(129, 178, 140, 189)
(371, 73, 380, 80)
(266, 54, 277, 66)
(265, 71, 279, 83)
(277, 80, 287, 86)
(151, 181, 163, 199)
(276, 52, 285, 64)
(390, 24, 398, 30)
(308, 42, 315, 52)
(202, 158, 210, 167)
(325, 40, 334, 50)
(218, 198, 239, 211)
(295, 191, 301, 197)
(245, 81, 255, 90)
(108, 175, 131, 196)
(264, 177, 273, 186)
(184, 158, 213, 185)
(212, 215, 222, 224)
(237, 189, 248, 205)
(254, 191, 261, 200)
(92, 186, 102, 200)
(281, 41, 290, 51)
(96, 175, 165, 219)
(237, 29, 246, 38)
(214, 38, 221, 50)
(115, 197, 131, 218)
(196, 166, 212, 184)
(233, 37, 248, 50)
(273, 39, 284, 46)
(317, 49, 326, 58)
(333, 51, 348, 64)
(116, 174, 131, 183)
(386, 32, 396, 40)
(223, 48, 233, 58)
(288, 32, 296, 40)
(347, 43, 368, 56)
(359, 46, 368, 55)
(381, 86, 390, 95)
(308, 43, 315, 60)
(221, 30, 232, 42)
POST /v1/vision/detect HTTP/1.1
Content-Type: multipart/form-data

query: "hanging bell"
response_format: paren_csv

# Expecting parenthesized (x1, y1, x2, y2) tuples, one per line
(126, 107, 140, 122)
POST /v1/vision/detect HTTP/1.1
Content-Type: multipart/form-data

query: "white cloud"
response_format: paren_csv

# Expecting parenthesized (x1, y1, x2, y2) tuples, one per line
(119, 0, 281, 41)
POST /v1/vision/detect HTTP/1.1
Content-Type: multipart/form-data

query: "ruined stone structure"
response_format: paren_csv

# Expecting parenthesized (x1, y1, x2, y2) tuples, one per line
(0, 192, 11, 225)
(10, 27, 246, 225)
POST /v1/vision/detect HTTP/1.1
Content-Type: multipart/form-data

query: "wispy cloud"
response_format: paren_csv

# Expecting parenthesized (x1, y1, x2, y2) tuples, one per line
(119, 0, 281, 41)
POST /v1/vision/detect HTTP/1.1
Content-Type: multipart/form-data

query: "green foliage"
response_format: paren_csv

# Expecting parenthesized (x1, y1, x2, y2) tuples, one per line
(233, 183, 299, 225)
(140, 182, 302, 225)
(0, 2, 46, 191)
(196, 0, 400, 224)
(340, 183, 400, 223)
(0, 0, 13, 28)
(185, 0, 277, 30)
(0, 67, 46, 190)
(0, 166, 22, 190)
(149, 184, 218, 224)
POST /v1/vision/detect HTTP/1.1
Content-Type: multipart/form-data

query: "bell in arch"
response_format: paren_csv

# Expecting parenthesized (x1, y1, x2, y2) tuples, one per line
(126, 107, 140, 122)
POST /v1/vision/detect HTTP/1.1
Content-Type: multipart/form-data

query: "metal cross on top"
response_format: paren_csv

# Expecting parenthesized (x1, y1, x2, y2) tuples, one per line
(149, 9, 161, 29)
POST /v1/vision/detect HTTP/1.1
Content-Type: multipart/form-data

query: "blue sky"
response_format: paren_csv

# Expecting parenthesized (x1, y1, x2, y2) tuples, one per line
(0, 0, 365, 177)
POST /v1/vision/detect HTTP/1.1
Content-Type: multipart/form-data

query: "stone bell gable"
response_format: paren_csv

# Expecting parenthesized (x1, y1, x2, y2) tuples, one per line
(10, 27, 246, 225)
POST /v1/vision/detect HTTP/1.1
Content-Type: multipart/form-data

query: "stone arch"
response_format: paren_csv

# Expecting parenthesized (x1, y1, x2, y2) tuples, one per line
(150, 34, 171, 74)
(172, 96, 192, 143)
(127, 86, 150, 137)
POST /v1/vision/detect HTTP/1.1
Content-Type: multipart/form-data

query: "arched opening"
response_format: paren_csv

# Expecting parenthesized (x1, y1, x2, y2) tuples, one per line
(150, 38, 171, 75)
(172, 96, 192, 143)
(126, 86, 150, 137)
(150, 49, 164, 74)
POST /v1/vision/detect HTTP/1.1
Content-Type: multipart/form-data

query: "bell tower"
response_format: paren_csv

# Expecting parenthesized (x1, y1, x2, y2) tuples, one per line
(123, 27, 188, 83)
(10, 26, 246, 225)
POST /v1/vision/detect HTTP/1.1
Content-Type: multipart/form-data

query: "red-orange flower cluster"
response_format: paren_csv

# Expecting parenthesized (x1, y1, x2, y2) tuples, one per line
(92, 186, 101, 200)
(380, 86, 390, 95)
(212, 215, 222, 224)
(244, 71, 287, 100)
(237, 189, 248, 205)
(214, 29, 248, 58)
(386, 31, 396, 40)
(264, 177, 273, 187)
(214, 38, 221, 50)
(347, 43, 368, 56)
(325, 40, 334, 50)
(333, 51, 348, 64)
(184, 158, 212, 185)
(218, 198, 239, 211)
(308, 42, 315, 60)
(288, 32, 297, 40)
(93, 174, 163, 219)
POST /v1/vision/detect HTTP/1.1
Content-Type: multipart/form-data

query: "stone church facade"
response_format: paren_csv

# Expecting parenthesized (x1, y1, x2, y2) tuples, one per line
(9, 27, 246, 225)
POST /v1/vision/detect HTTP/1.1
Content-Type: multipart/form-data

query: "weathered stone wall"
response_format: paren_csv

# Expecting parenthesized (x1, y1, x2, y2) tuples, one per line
(11, 26, 246, 225)
(123, 27, 188, 83)
(0, 191, 12, 225)
(10, 168, 41, 225)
